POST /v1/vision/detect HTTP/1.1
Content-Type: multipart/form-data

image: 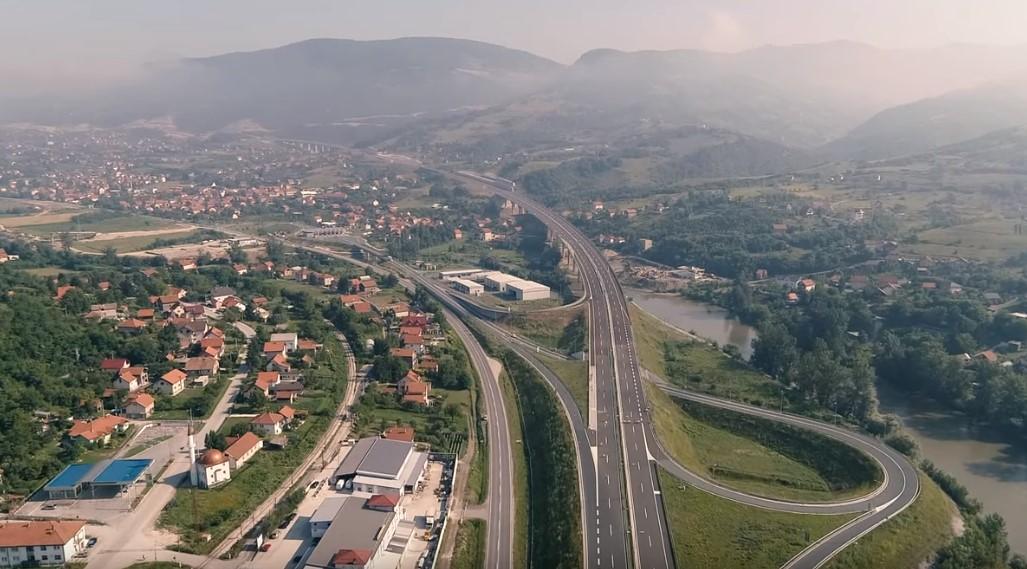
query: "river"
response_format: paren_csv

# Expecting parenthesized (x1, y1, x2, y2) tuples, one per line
(626, 287, 1027, 551)
(623, 286, 758, 359)
(878, 388, 1027, 553)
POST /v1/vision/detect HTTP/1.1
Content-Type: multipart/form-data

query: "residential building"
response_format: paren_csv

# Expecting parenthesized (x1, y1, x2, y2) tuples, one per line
(0, 520, 87, 567)
(67, 415, 128, 446)
(270, 332, 299, 351)
(124, 393, 155, 419)
(398, 370, 430, 406)
(154, 369, 188, 396)
(251, 406, 295, 436)
(185, 357, 220, 379)
(224, 432, 263, 470)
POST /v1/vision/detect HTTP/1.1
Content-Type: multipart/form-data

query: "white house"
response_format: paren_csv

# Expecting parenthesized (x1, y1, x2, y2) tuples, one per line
(225, 432, 263, 470)
(269, 332, 299, 352)
(154, 369, 188, 396)
(0, 520, 87, 567)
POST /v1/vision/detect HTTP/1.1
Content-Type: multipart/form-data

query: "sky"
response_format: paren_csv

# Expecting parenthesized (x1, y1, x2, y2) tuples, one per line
(3, 0, 1027, 92)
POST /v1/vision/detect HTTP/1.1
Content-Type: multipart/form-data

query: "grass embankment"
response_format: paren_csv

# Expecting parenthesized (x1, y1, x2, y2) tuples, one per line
(75, 229, 209, 254)
(499, 350, 582, 569)
(538, 354, 589, 417)
(451, 519, 488, 569)
(824, 473, 957, 569)
(630, 303, 691, 376)
(659, 467, 854, 569)
(500, 369, 529, 569)
(649, 385, 882, 502)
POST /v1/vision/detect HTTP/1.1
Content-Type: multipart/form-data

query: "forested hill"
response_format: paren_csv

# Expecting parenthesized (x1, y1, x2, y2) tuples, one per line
(0, 265, 166, 493)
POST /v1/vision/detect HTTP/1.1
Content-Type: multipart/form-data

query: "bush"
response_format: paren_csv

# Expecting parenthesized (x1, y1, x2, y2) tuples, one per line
(884, 432, 919, 457)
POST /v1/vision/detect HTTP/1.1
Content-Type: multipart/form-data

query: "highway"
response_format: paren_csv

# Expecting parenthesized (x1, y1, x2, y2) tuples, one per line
(456, 172, 675, 569)
(457, 170, 921, 569)
(287, 241, 515, 569)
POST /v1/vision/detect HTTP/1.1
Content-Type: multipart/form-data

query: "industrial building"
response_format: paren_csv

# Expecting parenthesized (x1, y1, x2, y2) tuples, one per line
(310, 496, 347, 538)
(507, 279, 551, 301)
(304, 496, 399, 569)
(331, 437, 428, 495)
(450, 278, 484, 296)
(42, 459, 153, 500)
(479, 271, 550, 301)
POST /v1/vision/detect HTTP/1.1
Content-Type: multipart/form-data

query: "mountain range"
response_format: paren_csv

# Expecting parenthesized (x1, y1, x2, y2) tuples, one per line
(3, 37, 1027, 167)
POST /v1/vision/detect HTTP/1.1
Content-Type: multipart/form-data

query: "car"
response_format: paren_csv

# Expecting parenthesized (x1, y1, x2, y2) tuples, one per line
(269, 530, 280, 539)
(260, 542, 272, 552)
(86, 538, 98, 548)
(309, 480, 319, 489)
(41, 504, 57, 510)
(278, 513, 297, 530)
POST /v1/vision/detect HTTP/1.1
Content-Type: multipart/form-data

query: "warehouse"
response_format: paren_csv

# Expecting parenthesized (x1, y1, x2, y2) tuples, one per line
(331, 437, 428, 494)
(482, 271, 521, 292)
(450, 278, 484, 296)
(507, 279, 551, 301)
(304, 496, 398, 569)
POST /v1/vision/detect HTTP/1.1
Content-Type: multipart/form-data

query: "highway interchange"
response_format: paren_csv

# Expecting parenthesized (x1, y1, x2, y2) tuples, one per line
(289, 156, 922, 569)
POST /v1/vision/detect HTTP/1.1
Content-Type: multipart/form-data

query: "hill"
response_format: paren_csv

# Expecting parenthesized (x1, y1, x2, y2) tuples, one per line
(0, 37, 563, 142)
(825, 80, 1027, 160)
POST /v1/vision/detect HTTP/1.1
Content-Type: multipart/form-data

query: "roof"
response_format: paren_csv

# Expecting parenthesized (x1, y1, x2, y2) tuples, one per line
(0, 520, 85, 547)
(310, 496, 347, 525)
(100, 358, 129, 371)
(333, 549, 373, 566)
(185, 357, 218, 372)
(306, 498, 394, 569)
(252, 411, 287, 425)
(200, 449, 228, 466)
(225, 432, 262, 459)
(264, 341, 287, 353)
(127, 393, 155, 408)
(68, 415, 128, 441)
(366, 493, 400, 508)
(383, 426, 415, 442)
(161, 368, 188, 384)
(45, 458, 153, 490)
(334, 437, 414, 481)
(45, 463, 94, 490)
(92, 458, 152, 485)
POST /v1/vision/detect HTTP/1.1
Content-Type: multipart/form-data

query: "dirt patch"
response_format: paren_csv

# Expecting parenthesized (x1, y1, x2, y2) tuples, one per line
(79, 226, 195, 242)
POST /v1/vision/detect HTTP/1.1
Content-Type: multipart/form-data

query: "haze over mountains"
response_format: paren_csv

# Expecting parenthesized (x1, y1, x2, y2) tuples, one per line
(3, 36, 1027, 166)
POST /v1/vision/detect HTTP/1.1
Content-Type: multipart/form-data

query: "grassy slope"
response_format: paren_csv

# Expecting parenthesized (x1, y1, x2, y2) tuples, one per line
(646, 384, 850, 502)
(500, 371, 530, 569)
(538, 354, 588, 417)
(824, 473, 958, 569)
(450, 519, 488, 569)
(75, 230, 203, 253)
(659, 467, 854, 569)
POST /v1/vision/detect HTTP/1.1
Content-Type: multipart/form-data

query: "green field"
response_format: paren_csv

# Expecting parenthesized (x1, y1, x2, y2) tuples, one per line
(824, 473, 957, 569)
(659, 467, 854, 569)
(538, 354, 589, 417)
(450, 519, 487, 569)
(904, 218, 1027, 261)
(647, 385, 873, 502)
(18, 213, 178, 236)
(74, 230, 206, 254)
(501, 371, 530, 569)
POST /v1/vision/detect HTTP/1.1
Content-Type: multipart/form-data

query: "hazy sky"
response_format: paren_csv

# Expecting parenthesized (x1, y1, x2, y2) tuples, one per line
(4, 0, 1027, 91)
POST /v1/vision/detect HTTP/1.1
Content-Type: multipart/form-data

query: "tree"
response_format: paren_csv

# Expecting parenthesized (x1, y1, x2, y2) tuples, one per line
(204, 431, 228, 451)
(751, 322, 798, 381)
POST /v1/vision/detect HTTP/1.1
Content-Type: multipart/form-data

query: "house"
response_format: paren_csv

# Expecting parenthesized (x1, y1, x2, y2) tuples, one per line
(352, 301, 372, 314)
(389, 348, 417, 368)
(251, 406, 295, 436)
(232, 264, 248, 275)
(254, 371, 281, 398)
(754, 268, 769, 280)
(266, 353, 291, 373)
(297, 339, 321, 352)
(269, 332, 299, 351)
(382, 302, 410, 318)
(270, 381, 304, 402)
(136, 308, 155, 320)
(124, 393, 155, 419)
(154, 369, 188, 396)
(224, 432, 263, 470)
(798, 278, 816, 293)
(54, 285, 76, 301)
(113, 367, 148, 392)
(340, 294, 363, 307)
(786, 291, 799, 305)
(401, 334, 424, 353)
(264, 341, 288, 357)
(199, 337, 225, 358)
(976, 350, 999, 364)
(0, 520, 87, 567)
(417, 356, 440, 374)
(185, 357, 220, 379)
(398, 326, 423, 338)
(398, 370, 431, 406)
(176, 258, 197, 271)
(209, 286, 237, 306)
(383, 426, 415, 443)
(984, 292, 1003, 305)
(100, 358, 130, 374)
(67, 414, 128, 445)
(366, 493, 400, 512)
(118, 318, 147, 335)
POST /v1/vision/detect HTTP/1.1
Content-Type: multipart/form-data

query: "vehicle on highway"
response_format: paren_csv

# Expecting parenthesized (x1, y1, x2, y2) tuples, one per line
(86, 538, 97, 548)
(260, 542, 272, 552)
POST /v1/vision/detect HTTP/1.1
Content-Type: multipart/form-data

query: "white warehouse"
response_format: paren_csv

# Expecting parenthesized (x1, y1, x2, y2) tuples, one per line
(482, 271, 521, 292)
(507, 279, 551, 301)
(451, 278, 484, 296)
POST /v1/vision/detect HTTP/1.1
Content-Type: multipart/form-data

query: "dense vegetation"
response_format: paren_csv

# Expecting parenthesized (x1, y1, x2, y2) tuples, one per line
(498, 349, 582, 569)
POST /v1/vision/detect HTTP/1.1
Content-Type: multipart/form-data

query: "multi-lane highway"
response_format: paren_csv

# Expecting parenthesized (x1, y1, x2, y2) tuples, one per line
(458, 170, 921, 569)
(456, 171, 676, 569)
